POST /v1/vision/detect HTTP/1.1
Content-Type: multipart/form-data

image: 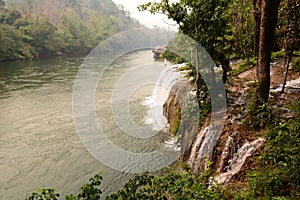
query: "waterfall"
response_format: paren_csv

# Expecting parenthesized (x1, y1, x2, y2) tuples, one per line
(188, 123, 224, 174)
(143, 65, 182, 131)
(215, 137, 265, 184)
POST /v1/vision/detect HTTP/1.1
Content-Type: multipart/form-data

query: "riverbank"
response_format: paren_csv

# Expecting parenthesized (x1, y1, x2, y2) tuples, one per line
(163, 58, 300, 189)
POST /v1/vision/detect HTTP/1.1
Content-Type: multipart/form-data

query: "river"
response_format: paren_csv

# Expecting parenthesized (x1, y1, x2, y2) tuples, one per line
(0, 50, 175, 199)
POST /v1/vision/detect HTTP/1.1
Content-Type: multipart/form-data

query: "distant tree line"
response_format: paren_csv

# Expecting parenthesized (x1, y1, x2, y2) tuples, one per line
(0, 0, 140, 62)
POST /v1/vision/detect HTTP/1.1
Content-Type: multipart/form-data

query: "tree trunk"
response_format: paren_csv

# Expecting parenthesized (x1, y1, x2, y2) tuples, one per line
(252, 0, 262, 79)
(252, 0, 262, 59)
(195, 44, 200, 100)
(256, 0, 280, 103)
(215, 51, 229, 84)
(281, 55, 291, 93)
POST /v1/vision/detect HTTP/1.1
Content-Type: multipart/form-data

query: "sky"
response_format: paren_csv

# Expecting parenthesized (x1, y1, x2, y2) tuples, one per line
(111, 0, 178, 30)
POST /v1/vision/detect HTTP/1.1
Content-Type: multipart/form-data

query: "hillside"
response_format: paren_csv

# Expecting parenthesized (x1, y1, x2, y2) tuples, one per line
(0, 0, 141, 61)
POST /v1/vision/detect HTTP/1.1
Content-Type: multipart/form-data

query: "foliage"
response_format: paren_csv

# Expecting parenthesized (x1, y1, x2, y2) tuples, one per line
(66, 172, 103, 200)
(277, 0, 300, 57)
(25, 189, 60, 200)
(0, 23, 35, 61)
(107, 171, 226, 200)
(226, 0, 255, 59)
(25, 172, 103, 200)
(243, 87, 278, 130)
(244, 100, 277, 130)
(287, 101, 300, 116)
(236, 114, 300, 199)
(171, 109, 181, 135)
(231, 58, 256, 76)
(0, 0, 140, 61)
(271, 51, 285, 60)
(291, 57, 300, 72)
(162, 49, 185, 64)
(139, 0, 231, 85)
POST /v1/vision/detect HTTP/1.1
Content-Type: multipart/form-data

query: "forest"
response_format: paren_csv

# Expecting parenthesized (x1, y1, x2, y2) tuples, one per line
(0, 0, 140, 61)
(1, 0, 298, 199)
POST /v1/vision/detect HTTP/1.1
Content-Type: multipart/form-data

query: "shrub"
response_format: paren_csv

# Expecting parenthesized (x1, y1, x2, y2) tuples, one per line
(262, 119, 300, 190)
(231, 58, 256, 76)
(25, 172, 103, 200)
(291, 57, 300, 72)
(237, 116, 300, 199)
(271, 51, 285, 60)
(25, 189, 59, 200)
(243, 93, 278, 130)
(107, 171, 226, 200)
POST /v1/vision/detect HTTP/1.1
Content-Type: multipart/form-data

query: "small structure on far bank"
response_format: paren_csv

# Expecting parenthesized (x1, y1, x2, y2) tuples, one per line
(153, 45, 166, 59)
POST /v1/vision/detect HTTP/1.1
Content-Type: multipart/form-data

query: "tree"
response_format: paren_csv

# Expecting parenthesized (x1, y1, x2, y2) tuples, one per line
(139, 0, 230, 89)
(228, 0, 255, 59)
(25, 172, 103, 200)
(251, 0, 262, 58)
(0, 24, 34, 61)
(279, 0, 300, 92)
(26, 17, 60, 56)
(256, 0, 281, 102)
(24, 0, 38, 17)
(0, 0, 5, 7)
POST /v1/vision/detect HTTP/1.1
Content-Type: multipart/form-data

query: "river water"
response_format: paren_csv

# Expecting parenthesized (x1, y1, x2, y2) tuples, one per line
(0, 50, 175, 199)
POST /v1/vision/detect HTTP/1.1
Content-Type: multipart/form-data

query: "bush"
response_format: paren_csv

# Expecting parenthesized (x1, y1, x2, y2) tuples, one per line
(231, 58, 256, 76)
(291, 57, 300, 72)
(107, 171, 226, 200)
(25, 172, 103, 200)
(271, 51, 285, 60)
(262, 119, 300, 190)
(243, 92, 278, 130)
(25, 189, 59, 200)
(236, 115, 300, 199)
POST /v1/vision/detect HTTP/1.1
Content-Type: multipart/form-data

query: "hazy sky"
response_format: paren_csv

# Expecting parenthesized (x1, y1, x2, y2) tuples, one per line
(111, 0, 178, 30)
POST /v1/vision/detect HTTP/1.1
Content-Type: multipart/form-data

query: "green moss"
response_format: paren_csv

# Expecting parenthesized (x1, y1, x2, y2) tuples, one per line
(171, 119, 180, 135)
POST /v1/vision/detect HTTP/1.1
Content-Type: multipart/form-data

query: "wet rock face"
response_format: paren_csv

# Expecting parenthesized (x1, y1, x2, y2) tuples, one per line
(163, 80, 198, 156)
(163, 89, 181, 136)
(162, 64, 268, 183)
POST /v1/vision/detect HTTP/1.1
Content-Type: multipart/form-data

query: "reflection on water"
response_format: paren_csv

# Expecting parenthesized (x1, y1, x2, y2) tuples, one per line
(0, 51, 170, 199)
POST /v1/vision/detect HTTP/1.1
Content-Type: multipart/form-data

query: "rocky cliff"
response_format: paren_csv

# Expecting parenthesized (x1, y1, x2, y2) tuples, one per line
(163, 67, 265, 183)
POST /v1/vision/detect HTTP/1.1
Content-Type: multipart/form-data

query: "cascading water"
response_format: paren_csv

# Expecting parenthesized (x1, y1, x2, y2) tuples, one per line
(143, 63, 199, 153)
(143, 65, 182, 131)
(215, 138, 265, 184)
(188, 123, 224, 174)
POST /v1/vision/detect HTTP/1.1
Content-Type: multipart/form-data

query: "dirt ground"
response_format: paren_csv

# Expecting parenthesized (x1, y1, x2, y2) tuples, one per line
(238, 58, 300, 87)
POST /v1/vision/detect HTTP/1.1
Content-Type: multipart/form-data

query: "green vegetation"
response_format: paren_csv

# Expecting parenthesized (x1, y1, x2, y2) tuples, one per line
(244, 99, 277, 130)
(25, 172, 103, 200)
(170, 109, 181, 135)
(231, 58, 257, 76)
(271, 51, 285, 60)
(0, 0, 139, 61)
(291, 57, 300, 72)
(235, 115, 300, 199)
(106, 171, 225, 200)
(242, 86, 278, 130)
